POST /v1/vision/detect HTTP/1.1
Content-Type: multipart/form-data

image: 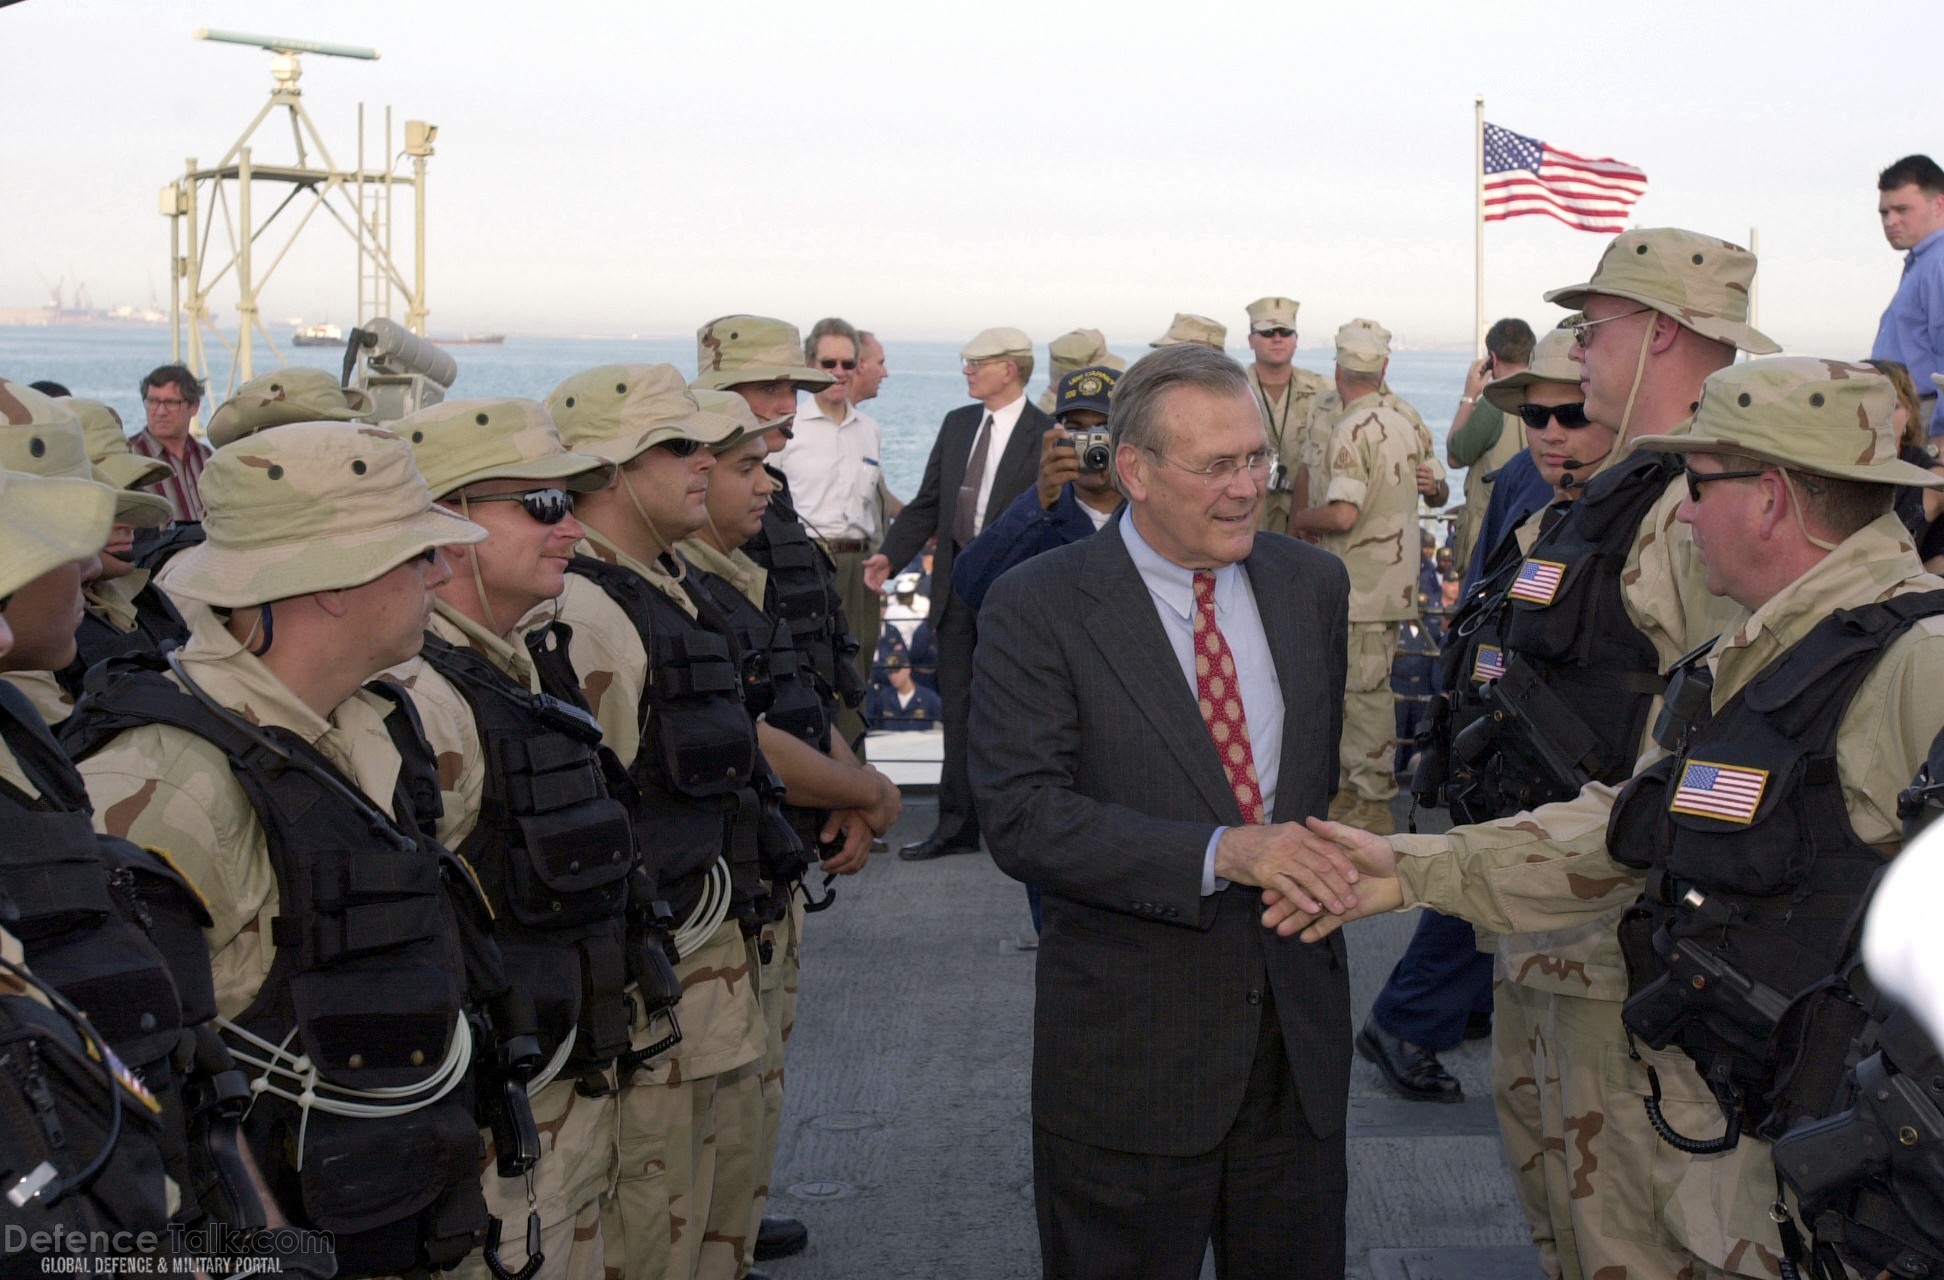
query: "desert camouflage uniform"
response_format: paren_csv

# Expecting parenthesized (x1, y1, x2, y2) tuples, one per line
(545, 529, 766, 1280)
(1249, 362, 1332, 534)
(1299, 383, 1428, 512)
(1394, 510, 1944, 1278)
(390, 602, 612, 1280)
(1317, 392, 1442, 812)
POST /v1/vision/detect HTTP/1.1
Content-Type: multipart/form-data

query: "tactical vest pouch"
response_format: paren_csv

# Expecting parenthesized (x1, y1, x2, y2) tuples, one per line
(0, 809, 117, 940)
(287, 961, 457, 1091)
(301, 849, 443, 965)
(505, 800, 633, 930)
(1766, 979, 1872, 1136)
(1660, 732, 1818, 897)
(497, 937, 583, 1060)
(649, 633, 756, 798)
(1503, 553, 1600, 663)
(285, 1102, 485, 1256)
(104, 838, 218, 1028)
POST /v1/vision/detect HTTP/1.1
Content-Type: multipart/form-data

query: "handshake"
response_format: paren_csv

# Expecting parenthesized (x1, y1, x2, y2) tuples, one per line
(1213, 818, 1407, 940)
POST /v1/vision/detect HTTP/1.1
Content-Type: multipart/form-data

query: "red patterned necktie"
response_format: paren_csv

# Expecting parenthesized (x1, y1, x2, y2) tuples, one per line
(1192, 571, 1265, 824)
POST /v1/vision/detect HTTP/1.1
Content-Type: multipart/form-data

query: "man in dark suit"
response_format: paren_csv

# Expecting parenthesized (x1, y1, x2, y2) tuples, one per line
(971, 343, 1357, 1279)
(866, 325, 1053, 860)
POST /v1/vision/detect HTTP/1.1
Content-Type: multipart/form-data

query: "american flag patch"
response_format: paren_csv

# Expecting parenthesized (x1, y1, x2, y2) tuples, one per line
(1670, 760, 1769, 824)
(1508, 559, 1567, 606)
(1472, 644, 1507, 683)
(104, 1045, 162, 1114)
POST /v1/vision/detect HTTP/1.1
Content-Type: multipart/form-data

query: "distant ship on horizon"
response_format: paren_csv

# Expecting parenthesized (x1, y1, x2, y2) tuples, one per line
(291, 321, 344, 347)
(434, 333, 505, 346)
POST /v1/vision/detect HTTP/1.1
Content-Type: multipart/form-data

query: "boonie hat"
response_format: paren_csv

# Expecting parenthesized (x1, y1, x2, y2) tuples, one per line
(1245, 297, 1300, 333)
(392, 397, 614, 499)
(0, 382, 171, 529)
(164, 422, 487, 609)
(0, 467, 114, 599)
(1334, 319, 1391, 374)
(1150, 314, 1227, 350)
(1634, 358, 1942, 488)
(691, 316, 835, 393)
(207, 367, 374, 448)
(960, 327, 1034, 362)
(690, 388, 778, 453)
(1047, 329, 1125, 382)
(1483, 328, 1583, 412)
(549, 364, 743, 466)
(1054, 366, 1119, 420)
(61, 398, 171, 493)
(1545, 228, 1779, 355)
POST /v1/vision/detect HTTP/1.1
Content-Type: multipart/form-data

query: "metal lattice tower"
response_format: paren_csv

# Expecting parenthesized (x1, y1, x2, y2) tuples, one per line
(161, 29, 437, 403)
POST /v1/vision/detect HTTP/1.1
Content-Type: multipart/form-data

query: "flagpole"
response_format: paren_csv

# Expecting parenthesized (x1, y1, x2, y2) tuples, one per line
(1474, 95, 1485, 357)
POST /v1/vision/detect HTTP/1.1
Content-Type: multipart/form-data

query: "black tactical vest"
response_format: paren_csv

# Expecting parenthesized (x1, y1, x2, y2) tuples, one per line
(414, 631, 637, 1068)
(1485, 451, 1680, 799)
(63, 662, 500, 1276)
(743, 476, 865, 714)
(129, 521, 205, 577)
(1610, 590, 1944, 1144)
(564, 556, 766, 929)
(56, 581, 190, 700)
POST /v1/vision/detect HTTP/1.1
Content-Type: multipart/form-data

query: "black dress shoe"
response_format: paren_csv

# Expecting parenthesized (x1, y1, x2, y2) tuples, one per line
(898, 837, 977, 861)
(754, 1214, 808, 1261)
(1357, 1019, 1463, 1103)
(1464, 1011, 1494, 1041)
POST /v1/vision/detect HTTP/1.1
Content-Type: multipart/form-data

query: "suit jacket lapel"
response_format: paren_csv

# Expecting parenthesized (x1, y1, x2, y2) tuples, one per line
(1080, 518, 1241, 822)
(985, 404, 1050, 528)
(1246, 542, 1313, 824)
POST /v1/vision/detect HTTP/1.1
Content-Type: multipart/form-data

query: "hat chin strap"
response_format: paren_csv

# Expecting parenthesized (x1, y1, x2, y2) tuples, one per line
(1615, 316, 1657, 443)
(458, 495, 506, 638)
(1776, 470, 1842, 552)
(620, 465, 685, 582)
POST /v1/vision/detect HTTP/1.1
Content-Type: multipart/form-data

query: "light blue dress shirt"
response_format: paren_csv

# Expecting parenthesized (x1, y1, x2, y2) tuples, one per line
(1119, 513, 1285, 895)
(1873, 226, 1944, 434)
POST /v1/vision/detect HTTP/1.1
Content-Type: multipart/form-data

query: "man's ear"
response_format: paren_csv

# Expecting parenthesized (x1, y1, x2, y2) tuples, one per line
(312, 588, 350, 619)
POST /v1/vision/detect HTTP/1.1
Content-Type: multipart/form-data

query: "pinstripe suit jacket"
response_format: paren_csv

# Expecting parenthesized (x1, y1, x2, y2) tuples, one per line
(970, 511, 1352, 1156)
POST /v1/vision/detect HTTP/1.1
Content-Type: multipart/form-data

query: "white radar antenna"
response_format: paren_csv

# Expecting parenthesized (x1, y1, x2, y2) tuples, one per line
(162, 28, 438, 402)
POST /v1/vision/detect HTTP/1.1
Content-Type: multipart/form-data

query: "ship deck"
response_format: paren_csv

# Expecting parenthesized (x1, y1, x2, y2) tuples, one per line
(764, 794, 1545, 1280)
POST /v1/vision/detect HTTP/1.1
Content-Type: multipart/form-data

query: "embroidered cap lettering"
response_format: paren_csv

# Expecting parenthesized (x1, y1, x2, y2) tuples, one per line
(1669, 760, 1769, 824)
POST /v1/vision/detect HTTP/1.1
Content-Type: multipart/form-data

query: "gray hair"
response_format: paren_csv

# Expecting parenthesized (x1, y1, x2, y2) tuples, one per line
(803, 316, 860, 363)
(1109, 344, 1252, 493)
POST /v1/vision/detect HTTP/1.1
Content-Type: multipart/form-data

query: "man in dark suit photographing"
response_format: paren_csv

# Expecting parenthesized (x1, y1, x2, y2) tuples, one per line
(971, 343, 1356, 1279)
(867, 326, 1054, 860)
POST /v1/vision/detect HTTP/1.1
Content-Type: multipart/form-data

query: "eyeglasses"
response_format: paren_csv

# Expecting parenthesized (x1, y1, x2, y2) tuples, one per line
(466, 487, 576, 525)
(1145, 447, 1273, 488)
(1254, 328, 1295, 339)
(1684, 467, 1770, 503)
(144, 396, 190, 410)
(1515, 402, 1594, 430)
(1571, 308, 1655, 349)
(658, 437, 703, 457)
(414, 546, 442, 566)
(818, 358, 858, 371)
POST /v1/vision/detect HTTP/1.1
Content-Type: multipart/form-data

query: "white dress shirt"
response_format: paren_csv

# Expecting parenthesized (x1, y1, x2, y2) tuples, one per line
(775, 393, 883, 544)
(968, 392, 1028, 539)
(1120, 512, 1284, 895)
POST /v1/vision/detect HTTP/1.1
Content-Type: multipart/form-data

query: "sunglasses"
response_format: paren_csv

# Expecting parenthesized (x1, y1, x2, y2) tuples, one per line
(1571, 308, 1654, 349)
(1254, 327, 1295, 339)
(658, 437, 703, 458)
(818, 358, 858, 371)
(466, 486, 576, 525)
(1684, 467, 1770, 503)
(1515, 403, 1593, 430)
(414, 546, 442, 565)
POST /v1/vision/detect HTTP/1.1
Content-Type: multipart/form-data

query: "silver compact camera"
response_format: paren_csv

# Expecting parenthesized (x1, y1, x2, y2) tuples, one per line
(1267, 456, 1290, 493)
(1061, 428, 1112, 473)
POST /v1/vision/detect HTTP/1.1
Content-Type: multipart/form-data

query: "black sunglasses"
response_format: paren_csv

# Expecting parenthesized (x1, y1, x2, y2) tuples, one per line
(1515, 403, 1593, 430)
(1684, 467, 1771, 503)
(818, 358, 858, 371)
(657, 437, 704, 458)
(1254, 327, 1295, 339)
(415, 546, 442, 565)
(467, 487, 576, 525)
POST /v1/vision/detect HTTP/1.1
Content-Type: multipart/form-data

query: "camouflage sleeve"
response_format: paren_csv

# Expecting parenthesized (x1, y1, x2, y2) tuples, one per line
(548, 574, 649, 769)
(1622, 478, 1744, 669)
(1390, 774, 1655, 934)
(1839, 617, 1944, 848)
(1415, 422, 1448, 483)
(387, 661, 485, 851)
(1322, 414, 1374, 509)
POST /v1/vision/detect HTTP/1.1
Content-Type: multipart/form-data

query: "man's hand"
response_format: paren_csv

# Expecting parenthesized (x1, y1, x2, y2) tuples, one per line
(1259, 818, 1404, 940)
(1415, 463, 1441, 499)
(818, 809, 874, 875)
(863, 553, 892, 591)
(1461, 355, 1494, 403)
(1037, 427, 1081, 509)
(858, 766, 903, 833)
(1213, 823, 1363, 919)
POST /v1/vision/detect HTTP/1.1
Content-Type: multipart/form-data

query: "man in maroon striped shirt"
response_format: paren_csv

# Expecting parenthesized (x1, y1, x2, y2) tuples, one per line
(129, 364, 212, 522)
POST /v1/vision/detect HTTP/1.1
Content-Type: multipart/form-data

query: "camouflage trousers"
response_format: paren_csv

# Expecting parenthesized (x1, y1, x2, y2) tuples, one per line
(602, 918, 767, 1280)
(453, 1071, 617, 1280)
(742, 893, 805, 1268)
(1491, 987, 1750, 1279)
(1341, 621, 1399, 803)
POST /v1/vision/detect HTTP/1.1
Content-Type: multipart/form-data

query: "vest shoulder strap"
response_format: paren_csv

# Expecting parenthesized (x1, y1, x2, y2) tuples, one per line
(1550, 449, 1679, 546)
(0, 679, 90, 811)
(1739, 589, 1944, 744)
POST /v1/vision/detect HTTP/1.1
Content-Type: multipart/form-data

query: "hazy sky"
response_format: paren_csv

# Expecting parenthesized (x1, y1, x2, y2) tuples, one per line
(4, 1, 1936, 355)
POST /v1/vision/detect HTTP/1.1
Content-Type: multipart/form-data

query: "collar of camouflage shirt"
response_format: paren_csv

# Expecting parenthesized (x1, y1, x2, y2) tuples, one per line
(675, 536, 767, 610)
(578, 527, 697, 616)
(430, 599, 541, 694)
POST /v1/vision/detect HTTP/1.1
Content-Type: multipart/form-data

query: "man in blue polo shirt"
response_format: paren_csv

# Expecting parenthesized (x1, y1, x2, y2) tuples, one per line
(1874, 154, 1944, 435)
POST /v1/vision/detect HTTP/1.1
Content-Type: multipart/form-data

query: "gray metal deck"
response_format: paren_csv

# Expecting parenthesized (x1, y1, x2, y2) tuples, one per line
(763, 796, 1541, 1279)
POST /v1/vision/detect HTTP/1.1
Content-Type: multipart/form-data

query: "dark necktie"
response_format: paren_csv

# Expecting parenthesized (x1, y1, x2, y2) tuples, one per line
(1193, 572, 1265, 823)
(952, 412, 994, 548)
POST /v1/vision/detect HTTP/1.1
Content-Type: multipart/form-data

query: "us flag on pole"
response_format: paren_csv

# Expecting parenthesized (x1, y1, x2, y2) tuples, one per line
(1670, 760, 1769, 824)
(1483, 123, 1647, 234)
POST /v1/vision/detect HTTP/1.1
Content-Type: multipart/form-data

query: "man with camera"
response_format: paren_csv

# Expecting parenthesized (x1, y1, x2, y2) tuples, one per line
(952, 365, 1126, 613)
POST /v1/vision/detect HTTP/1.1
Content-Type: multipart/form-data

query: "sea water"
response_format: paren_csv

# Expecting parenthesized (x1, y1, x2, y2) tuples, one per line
(0, 325, 1476, 502)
